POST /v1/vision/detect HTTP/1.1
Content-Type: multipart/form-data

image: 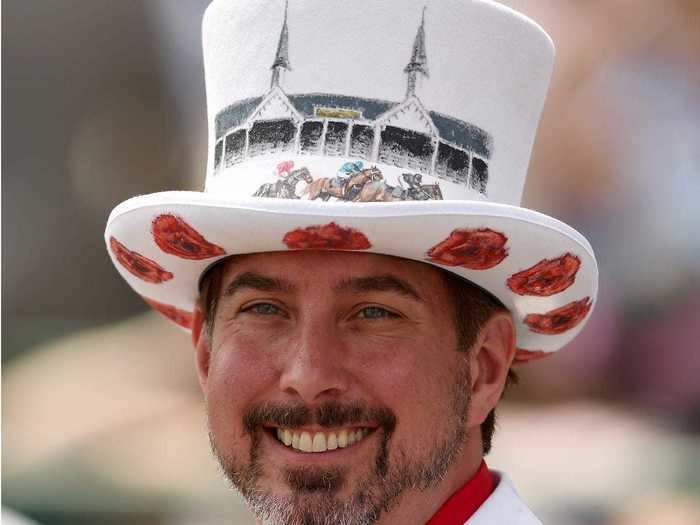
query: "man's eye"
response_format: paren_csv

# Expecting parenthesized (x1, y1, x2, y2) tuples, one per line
(357, 306, 399, 320)
(243, 303, 283, 316)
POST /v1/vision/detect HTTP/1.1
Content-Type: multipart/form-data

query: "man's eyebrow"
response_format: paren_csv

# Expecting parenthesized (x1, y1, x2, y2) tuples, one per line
(335, 275, 424, 302)
(223, 272, 294, 297)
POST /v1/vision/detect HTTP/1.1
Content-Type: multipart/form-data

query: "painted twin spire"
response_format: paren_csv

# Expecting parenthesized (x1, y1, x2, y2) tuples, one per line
(270, 1, 429, 96)
(270, 0, 291, 88)
(404, 6, 429, 97)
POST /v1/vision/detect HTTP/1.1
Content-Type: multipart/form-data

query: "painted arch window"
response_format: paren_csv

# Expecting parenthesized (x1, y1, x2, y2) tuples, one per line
(324, 121, 349, 157)
(435, 142, 470, 185)
(470, 157, 489, 195)
(378, 126, 433, 173)
(248, 119, 297, 158)
(350, 124, 374, 160)
(225, 129, 246, 167)
(299, 120, 323, 155)
(214, 139, 224, 172)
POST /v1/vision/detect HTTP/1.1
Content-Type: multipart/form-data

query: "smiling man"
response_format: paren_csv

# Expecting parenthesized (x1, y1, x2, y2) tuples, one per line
(105, 0, 598, 523)
(194, 251, 512, 524)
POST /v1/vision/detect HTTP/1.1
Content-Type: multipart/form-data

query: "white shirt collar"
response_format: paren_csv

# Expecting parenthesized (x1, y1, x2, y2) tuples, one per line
(465, 471, 543, 525)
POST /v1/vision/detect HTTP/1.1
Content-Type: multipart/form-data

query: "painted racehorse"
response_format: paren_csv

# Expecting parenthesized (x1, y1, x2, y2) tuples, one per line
(302, 167, 383, 201)
(355, 173, 443, 202)
(253, 167, 313, 199)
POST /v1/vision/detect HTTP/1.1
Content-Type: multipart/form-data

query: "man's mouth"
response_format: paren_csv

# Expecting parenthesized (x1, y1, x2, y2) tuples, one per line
(268, 427, 372, 453)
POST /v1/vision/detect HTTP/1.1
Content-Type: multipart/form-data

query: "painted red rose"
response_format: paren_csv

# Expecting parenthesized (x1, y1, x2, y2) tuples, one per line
(427, 228, 508, 269)
(110, 237, 173, 284)
(507, 253, 581, 296)
(523, 297, 592, 335)
(152, 214, 226, 260)
(513, 348, 549, 364)
(283, 222, 371, 250)
(142, 297, 193, 329)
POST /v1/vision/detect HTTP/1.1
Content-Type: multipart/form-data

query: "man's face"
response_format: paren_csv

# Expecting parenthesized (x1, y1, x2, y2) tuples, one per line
(200, 251, 474, 525)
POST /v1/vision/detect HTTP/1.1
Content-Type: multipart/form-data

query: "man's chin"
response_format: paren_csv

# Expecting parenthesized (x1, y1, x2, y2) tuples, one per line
(279, 464, 349, 494)
(242, 467, 377, 525)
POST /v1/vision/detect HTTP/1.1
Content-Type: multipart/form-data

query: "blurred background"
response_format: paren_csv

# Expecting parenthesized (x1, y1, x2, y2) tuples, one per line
(2, 0, 699, 524)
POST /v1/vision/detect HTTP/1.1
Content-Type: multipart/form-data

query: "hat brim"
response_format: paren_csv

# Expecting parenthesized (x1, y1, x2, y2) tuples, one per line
(105, 191, 598, 359)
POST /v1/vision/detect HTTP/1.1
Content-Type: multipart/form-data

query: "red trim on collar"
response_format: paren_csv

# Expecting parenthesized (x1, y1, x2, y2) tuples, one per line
(425, 461, 494, 525)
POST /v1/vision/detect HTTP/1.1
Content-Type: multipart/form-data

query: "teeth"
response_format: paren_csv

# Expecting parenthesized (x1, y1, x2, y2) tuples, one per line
(312, 432, 326, 452)
(299, 432, 312, 452)
(327, 432, 338, 450)
(275, 428, 370, 453)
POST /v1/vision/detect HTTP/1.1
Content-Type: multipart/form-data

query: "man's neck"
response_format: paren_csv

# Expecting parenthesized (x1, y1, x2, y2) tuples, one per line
(375, 450, 484, 525)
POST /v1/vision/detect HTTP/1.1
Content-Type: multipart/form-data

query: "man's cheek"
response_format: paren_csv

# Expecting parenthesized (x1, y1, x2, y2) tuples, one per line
(213, 330, 289, 373)
(205, 357, 277, 434)
(209, 344, 277, 390)
(205, 365, 249, 434)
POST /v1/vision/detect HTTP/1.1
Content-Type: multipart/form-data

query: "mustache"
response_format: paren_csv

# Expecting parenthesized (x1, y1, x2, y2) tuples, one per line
(243, 400, 397, 435)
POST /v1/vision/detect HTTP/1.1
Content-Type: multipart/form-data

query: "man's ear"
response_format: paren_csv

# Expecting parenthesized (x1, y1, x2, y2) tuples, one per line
(192, 306, 210, 392)
(466, 311, 516, 428)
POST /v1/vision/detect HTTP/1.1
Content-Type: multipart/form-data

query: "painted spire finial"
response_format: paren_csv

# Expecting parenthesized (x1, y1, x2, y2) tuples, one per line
(404, 6, 429, 97)
(270, 0, 291, 88)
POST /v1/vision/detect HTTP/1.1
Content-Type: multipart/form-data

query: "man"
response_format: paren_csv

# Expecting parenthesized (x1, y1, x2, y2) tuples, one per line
(105, 0, 598, 523)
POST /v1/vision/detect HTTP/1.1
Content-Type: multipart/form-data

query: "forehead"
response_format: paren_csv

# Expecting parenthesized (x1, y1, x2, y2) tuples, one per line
(218, 251, 449, 294)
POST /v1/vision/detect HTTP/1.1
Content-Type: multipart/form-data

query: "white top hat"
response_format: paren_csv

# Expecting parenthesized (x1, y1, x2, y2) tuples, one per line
(105, 0, 598, 361)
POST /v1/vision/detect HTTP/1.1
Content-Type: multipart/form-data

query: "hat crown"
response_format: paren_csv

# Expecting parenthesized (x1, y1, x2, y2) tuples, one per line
(106, 0, 598, 355)
(203, 0, 554, 205)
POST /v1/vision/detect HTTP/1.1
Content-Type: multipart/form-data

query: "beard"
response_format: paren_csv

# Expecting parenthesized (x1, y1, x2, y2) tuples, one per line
(209, 360, 471, 525)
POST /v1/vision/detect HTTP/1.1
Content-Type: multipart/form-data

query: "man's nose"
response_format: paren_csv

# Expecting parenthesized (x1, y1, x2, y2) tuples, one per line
(278, 319, 350, 404)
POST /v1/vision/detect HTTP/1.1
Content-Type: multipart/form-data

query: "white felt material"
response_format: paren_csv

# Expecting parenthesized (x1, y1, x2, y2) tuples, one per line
(105, 0, 598, 357)
(203, 0, 554, 205)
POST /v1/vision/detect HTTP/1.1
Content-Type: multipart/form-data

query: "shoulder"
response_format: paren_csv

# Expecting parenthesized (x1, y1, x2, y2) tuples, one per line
(465, 471, 543, 525)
